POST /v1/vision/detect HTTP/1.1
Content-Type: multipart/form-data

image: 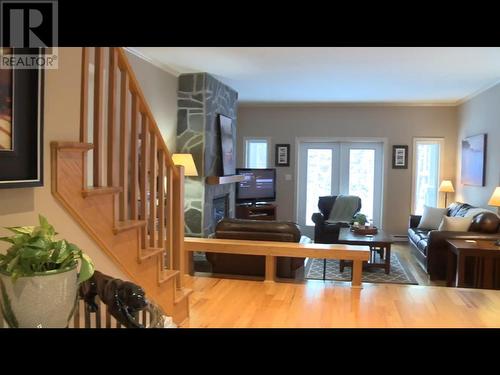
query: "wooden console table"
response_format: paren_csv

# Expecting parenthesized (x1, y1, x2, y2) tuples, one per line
(446, 239, 500, 289)
(184, 237, 370, 287)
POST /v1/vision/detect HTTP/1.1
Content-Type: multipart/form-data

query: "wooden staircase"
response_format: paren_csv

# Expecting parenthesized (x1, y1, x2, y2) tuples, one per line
(51, 47, 191, 325)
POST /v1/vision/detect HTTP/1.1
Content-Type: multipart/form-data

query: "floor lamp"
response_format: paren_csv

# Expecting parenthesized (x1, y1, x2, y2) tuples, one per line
(439, 180, 454, 208)
(488, 187, 500, 246)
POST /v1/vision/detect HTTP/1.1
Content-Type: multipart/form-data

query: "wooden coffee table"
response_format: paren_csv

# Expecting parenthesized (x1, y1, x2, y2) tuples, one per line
(337, 227, 394, 274)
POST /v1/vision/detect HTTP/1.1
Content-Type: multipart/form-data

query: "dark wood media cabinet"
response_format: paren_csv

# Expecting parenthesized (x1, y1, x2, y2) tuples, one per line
(235, 204, 277, 221)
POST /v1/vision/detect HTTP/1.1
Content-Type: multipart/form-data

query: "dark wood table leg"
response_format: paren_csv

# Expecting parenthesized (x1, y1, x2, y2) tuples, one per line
(447, 248, 456, 287)
(483, 257, 494, 289)
(385, 244, 391, 274)
(339, 259, 345, 273)
(456, 254, 466, 288)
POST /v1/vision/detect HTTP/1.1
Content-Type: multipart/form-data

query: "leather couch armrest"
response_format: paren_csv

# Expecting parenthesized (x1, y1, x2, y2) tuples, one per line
(409, 215, 422, 228)
(312, 212, 325, 225)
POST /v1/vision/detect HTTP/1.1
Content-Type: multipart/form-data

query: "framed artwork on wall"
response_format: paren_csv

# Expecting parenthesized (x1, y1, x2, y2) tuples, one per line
(275, 144, 290, 167)
(392, 145, 408, 169)
(461, 133, 487, 186)
(0, 48, 45, 189)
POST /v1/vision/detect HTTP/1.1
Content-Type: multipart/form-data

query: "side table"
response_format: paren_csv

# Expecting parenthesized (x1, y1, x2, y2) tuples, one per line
(446, 239, 500, 289)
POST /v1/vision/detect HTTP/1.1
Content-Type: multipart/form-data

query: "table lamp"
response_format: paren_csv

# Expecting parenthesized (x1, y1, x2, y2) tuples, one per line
(439, 180, 454, 207)
(172, 154, 198, 177)
(487, 187, 500, 246)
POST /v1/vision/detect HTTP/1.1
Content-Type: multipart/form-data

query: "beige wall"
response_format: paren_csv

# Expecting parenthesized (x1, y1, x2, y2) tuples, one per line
(456, 83, 500, 209)
(0, 48, 179, 280)
(125, 51, 178, 153)
(237, 105, 458, 235)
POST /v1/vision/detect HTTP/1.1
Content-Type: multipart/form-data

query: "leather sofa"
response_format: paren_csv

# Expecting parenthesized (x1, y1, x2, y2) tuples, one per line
(408, 202, 500, 280)
(311, 196, 361, 244)
(204, 218, 305, 279)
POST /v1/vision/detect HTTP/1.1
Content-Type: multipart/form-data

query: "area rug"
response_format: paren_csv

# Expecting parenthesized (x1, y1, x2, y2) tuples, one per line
(305, 253, 418, 285)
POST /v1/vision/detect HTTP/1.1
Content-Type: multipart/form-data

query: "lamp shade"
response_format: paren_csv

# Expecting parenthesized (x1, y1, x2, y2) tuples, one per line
(488, 187, 500, 207)
(439, 180, 455, 193)
(172, 154, 198, 176)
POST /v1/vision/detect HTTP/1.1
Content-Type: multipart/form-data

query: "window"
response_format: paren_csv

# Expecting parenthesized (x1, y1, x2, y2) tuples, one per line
(245, 138, 268, 168)
(412, 138, 444, 215)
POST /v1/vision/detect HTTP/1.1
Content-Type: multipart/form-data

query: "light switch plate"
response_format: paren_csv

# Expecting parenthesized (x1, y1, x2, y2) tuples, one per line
(285, 174, 292, 181)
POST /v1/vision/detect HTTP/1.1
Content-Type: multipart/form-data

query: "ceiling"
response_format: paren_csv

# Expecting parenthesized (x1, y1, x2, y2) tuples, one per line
(131, 47, 500, 104)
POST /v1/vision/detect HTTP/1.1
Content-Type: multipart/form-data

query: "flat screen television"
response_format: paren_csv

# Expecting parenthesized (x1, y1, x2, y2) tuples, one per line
(236, 168, 276, 204)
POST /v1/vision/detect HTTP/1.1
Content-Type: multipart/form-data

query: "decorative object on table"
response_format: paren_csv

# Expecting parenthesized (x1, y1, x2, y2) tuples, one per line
(172, 153, 199, 176)
(351, 226, 378, 235)
(488, 186, 500, 246)
(461, 133, 487, 186)
(79, 270, 148, 328)
(0, 215, 95, 328)
(0, 48, 44, 189)
(439, 180, 455, 207)
(392, 145, 408, 169)
(352, 213, 367, 226)
(275, 144, 290, 167)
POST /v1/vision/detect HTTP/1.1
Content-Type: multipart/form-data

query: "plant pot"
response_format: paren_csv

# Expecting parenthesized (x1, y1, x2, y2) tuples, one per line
(0, 264, 78, 328)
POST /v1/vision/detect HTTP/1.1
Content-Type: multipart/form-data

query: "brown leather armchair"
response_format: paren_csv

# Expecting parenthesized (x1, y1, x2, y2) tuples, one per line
(204, 218, 305, 279)
(408, 202, 500, 280)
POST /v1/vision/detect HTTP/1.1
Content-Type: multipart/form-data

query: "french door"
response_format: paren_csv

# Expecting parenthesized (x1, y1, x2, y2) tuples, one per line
(297, 141, 383, 238)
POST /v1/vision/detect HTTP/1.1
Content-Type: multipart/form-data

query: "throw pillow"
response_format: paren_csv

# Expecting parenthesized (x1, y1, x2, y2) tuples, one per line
(417, 206, 448, 230)
(438, 216, 473, 232)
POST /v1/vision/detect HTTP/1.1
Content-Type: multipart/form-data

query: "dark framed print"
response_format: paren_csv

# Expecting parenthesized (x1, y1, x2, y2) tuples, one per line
(0, 48, 44, 189)
(275, 144, 290, 167)
(392, 145, 408, 169)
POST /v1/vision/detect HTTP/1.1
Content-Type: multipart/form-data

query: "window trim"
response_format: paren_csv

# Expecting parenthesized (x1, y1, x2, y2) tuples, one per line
(243, 137, 270, 168)
(411, 137, 445, 214)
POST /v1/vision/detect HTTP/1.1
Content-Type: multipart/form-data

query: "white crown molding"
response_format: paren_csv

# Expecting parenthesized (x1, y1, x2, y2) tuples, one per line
(238, 101, 459, 108)
(123, 47, 181, 77)
(455, 77, 500, 106)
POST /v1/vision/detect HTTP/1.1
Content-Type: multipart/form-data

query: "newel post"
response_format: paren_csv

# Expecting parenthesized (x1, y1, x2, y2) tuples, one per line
(173, 165, 186, 287)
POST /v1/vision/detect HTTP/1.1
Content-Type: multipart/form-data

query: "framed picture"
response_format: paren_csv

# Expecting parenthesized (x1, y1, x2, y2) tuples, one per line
(275, 144, 290, 167)
(0, 48, 44, 189)
(392, 145, 408, 169)
(461, 133, 487, 186)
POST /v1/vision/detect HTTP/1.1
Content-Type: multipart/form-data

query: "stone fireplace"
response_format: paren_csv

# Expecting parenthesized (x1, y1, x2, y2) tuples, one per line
(176, 73, 238, 237)
(212, 194, 229, 229)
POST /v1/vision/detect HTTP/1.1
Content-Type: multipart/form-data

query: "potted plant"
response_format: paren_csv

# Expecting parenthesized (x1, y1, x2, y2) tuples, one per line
(0, 215, 94, 328)
(353, 213, 367, 226)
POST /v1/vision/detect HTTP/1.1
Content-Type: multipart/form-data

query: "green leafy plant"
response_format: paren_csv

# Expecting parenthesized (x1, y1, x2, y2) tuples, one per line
(353, 213, 367, 226)
(0, 215, 94, 283)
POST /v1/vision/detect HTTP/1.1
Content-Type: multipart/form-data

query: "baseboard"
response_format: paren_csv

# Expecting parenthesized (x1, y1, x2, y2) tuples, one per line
(392, 234, 409, 242)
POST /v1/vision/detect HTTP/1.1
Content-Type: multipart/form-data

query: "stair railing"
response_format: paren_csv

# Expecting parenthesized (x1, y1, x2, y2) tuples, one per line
(80, 47, 185, 287)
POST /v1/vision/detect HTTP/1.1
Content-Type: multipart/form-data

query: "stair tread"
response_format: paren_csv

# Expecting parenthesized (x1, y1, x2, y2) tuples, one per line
(113, 220, 147, 234)
(140, 247, 164, 261)
(82, 186, 122, 197)
(158, 269, 179, 284)
(51, 141, 93, 150)
(175, 288, 193, 304)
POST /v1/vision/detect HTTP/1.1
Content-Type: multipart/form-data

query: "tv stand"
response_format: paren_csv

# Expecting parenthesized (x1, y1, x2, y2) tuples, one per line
(236, 204, 277, 221)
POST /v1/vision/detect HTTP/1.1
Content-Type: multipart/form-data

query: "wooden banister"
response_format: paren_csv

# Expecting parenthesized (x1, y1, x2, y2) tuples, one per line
(78, 47, 188, 317)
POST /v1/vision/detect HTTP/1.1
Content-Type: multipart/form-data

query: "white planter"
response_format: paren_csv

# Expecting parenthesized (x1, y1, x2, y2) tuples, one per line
(0, 265, 78, 328)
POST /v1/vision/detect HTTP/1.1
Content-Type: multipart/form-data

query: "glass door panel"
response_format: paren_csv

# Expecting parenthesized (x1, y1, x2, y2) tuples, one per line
(348, 149, 375, 222)
(305, 149, 333, 226)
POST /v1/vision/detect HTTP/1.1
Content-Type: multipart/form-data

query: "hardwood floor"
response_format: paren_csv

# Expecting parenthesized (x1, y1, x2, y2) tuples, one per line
(182, 241, 497, 328)
(180, 275, 500, 328)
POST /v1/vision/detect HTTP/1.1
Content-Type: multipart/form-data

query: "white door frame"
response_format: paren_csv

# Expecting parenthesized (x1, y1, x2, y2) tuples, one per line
(411, 137, 445, 214)
(295, 137, 387, 234)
